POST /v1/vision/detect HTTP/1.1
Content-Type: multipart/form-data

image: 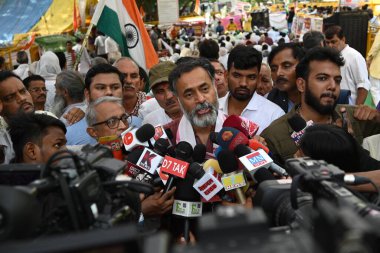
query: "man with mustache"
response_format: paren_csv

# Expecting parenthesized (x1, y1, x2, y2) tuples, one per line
(267, 43, 305, 113)
(261, 47, 380, 165)
(324, 25, 370, 105)
(0, 71, 35, 163)
(23, 75, 47, 111)
(142, 61, 182, 126)
(113, 57, 148, 117)
(165, 58, 223, 150)
(210, 59, 228, 99)
(219, 45, 284, 134)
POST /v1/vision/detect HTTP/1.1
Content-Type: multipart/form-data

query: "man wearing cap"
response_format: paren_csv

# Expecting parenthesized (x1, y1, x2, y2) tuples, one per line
(142, 61, 182, 126)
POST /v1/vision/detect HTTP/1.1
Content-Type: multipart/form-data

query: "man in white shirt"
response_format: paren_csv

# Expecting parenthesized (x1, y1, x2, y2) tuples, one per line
(105, 36, 121, 64)
(13, 51, 29, 80)
(219, 45, 284, 134)
(325, 25, 370, 105)
(94, 31, 107, 58)
(72, 38, 92, 75)
(142, 61, 182, 126)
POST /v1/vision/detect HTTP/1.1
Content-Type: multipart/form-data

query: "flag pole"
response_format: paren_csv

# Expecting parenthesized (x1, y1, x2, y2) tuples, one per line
(74, 23, 94, 71)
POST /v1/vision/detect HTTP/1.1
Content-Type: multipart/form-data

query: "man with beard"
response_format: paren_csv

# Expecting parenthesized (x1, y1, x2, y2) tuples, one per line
(142, 61, 182, 126)
(219, 45, 284, 134)
(165, 58, 223, 151)
(261, 47, 380, 165)
(23, 75, 47, 111)
(113, 57, 148, 117)
(53, 70, 96, 145)
(0, 71, 34, 163)
(267, 43, 305, 113)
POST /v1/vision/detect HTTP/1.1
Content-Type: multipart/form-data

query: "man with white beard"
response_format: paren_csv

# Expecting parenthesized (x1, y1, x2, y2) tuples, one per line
(164, 58, 223, 153)
(52, 70, 96, 145)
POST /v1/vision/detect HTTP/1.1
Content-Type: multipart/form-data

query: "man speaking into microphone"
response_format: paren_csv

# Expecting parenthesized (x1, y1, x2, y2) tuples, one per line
(165, 58, 225, 153)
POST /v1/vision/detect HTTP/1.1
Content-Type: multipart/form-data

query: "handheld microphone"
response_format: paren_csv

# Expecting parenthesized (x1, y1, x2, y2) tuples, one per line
(162, 142, 193, 193)
(125, 148, 144, 178)
(234, 144, 288, 177)
(203, 159, 222, 174)
(248, 139, 269, 154)
(223, 115, 260, 138)
(217, 150, 247, 204)
(288, 114, 313, 146)
(217, 127, 249, 151)
(188, 163, 224, 201)
(122, 124, 156, 151)
(193, 144, 207, 164)
(172, 174, 202, 243)
(153, 138, 170, 156)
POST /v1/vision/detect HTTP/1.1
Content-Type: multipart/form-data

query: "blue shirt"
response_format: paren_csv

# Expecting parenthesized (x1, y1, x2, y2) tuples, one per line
(66, 118, 97, 145)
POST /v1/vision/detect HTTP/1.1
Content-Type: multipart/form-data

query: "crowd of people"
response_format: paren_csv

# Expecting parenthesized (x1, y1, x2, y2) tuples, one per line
(1, 5, 380, 247)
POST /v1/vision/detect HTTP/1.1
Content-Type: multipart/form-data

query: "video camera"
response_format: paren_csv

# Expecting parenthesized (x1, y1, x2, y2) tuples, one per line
(0, 144, 154, 242)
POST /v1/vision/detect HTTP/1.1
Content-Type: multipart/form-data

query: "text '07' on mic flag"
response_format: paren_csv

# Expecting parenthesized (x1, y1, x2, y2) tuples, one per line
(91, 0, 158, 70)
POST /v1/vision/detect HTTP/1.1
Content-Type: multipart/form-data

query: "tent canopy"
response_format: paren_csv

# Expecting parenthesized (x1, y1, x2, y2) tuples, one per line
(0, 0, 53, 47)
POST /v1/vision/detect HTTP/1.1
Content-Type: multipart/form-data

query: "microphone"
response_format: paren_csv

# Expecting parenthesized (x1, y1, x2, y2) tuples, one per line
(203, 159, 222, 174)
(162, 142, 193, 193)
(217, 127, 249, 151)
(248, 139, 269, 154)
(217, 150, 247, 204)
(187, 162, 224, 201)
(193, 144, 206, 164)
(223, 115, 259, 138)
(234, 144, 288, 177)
(153, 138, 170, 156)
(288, 114, 313, 146)
(121, 124, 156, 151)
(172, 174, 202, 243)
(125, 148, 144, 178)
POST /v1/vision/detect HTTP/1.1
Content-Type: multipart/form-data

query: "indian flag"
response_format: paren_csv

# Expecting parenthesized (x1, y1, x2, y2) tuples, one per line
(91, 0, 158, 70)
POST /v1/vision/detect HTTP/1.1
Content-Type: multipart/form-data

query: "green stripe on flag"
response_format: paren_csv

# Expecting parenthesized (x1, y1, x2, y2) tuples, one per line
(97, 5, 130, 57)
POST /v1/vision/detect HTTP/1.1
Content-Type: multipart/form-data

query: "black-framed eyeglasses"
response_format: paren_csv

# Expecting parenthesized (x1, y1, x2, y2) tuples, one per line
(92, 114, 131, 129)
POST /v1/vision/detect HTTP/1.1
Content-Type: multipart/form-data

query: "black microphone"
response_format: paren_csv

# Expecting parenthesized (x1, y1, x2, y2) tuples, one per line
(287, 114, 313, 146)
(192, 144, 206, 164)
(164, 141, 193, 193)
(172, 173, 202, 243)
(217, 150, 247, 204)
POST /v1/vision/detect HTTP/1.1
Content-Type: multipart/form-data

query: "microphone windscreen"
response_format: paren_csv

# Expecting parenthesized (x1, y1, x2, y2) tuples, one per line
(234, 144, 251, 157)
(217, 149, 239, 174)
(154, 138, 170, 155)
(288, 114, 306, 132)
(175, 141, 193, 160)
(223, 115, 259, 138)
(193, 144, 206, 163)
(254, 167, 276, 184)
(248, 139, 269, 154)
(174, 175, 200, 201)
(187, 163, 205, 179)
(136, 124, 156, 142)
(217, 127, 249, 151)
(203, 159, 222, 174)
(209, 132, 218, 144)
(164, 128, 174, 140)
(126, 148, 144, 163)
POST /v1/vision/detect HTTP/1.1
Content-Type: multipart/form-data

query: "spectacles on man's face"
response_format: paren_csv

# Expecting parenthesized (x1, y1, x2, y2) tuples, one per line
(29, 87, 48, 93)
(92, 113, 131, 129)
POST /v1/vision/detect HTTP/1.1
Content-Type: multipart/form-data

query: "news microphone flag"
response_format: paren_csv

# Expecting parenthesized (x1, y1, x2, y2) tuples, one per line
(193, 172, 223, 201)
(135, 148, 164, 175)
(238, 149, 273, 174)
(172, 200, 202, 217)
(91, 0, 158, 71)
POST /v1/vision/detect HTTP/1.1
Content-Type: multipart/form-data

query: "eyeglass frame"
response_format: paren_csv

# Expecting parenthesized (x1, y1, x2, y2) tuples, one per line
(91, 113, 132, 129)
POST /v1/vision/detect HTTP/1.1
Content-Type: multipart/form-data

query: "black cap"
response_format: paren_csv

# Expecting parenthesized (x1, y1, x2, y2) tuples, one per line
(187, 163, 205, 180)
(154, 138, 170, 156)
